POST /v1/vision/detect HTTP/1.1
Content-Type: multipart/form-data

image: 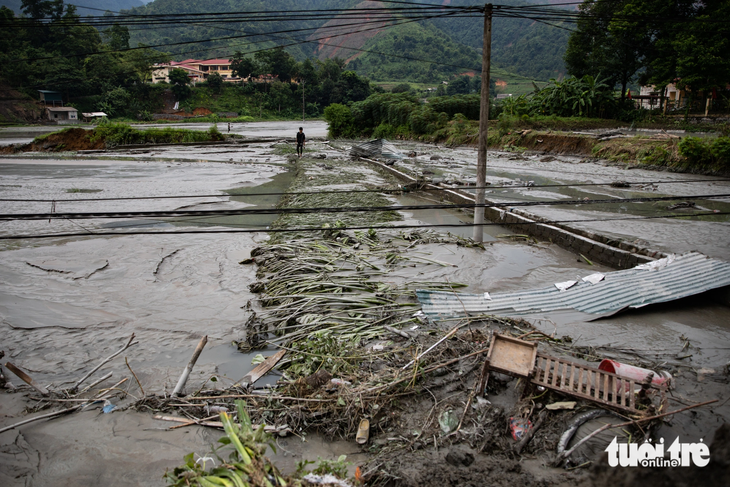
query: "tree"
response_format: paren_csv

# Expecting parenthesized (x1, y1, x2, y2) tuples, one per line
(446, 76, 472, 95)
(391, 83, 412, 93)
(169, 68, 191, 100)
(102, 23, 130, 51)
(229, 53, 260, 82)
(207, 72, 224, 93)
(323, 103, 354, 138)
(254, 47, 297, 82)
(564, 0, 644, 101)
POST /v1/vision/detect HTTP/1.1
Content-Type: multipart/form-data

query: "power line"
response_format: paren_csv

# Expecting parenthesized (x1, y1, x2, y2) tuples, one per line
(2, 193, 729, 221)
(1, 210, 727, 240)
(1, 178, 728, 203)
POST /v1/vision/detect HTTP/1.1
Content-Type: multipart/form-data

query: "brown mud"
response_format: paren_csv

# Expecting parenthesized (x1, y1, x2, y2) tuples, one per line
(0, 137, 728, 486)
(0, 127, 103, 153)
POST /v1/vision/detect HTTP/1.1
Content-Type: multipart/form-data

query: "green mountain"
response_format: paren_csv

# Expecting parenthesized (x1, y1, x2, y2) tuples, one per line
(121, 0, 568, 81)
(425, 0, 571, 81)
(0, 0, 145, 16)
(346, 22, 481, 83)
(124, 0, 360, 61)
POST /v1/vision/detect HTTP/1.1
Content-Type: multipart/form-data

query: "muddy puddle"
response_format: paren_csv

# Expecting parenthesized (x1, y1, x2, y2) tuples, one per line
(1, 129, 729, 486)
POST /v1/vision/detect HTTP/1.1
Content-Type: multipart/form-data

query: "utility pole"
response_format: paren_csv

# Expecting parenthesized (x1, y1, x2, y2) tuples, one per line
(302, 80, 305, 122)
(473, 4, 492, 243)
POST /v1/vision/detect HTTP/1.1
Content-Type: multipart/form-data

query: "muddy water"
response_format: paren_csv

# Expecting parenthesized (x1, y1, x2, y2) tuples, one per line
(1, 131, 729, 485)
(391, 142, 730, 260)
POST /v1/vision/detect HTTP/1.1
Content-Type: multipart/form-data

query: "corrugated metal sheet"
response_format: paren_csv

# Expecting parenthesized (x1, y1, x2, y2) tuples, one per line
(416, 252, 730, 319)
(350, 139, 405, 159)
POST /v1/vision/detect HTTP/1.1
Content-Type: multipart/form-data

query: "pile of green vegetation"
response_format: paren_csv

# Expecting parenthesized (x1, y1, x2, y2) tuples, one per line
(677, 136, 730, 173)
(324, 92, 484, 139)
(87, 122, 224, 147)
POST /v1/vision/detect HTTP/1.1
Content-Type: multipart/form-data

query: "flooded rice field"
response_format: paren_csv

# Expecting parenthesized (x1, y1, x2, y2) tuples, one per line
(0, 125, 728, 486)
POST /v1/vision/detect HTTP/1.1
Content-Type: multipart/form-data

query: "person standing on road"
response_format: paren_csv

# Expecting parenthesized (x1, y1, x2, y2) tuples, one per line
(296, 127, 305, 158)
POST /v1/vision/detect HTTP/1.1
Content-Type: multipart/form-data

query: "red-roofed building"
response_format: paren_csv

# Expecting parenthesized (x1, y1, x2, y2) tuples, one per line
(151, 58, 244, 83)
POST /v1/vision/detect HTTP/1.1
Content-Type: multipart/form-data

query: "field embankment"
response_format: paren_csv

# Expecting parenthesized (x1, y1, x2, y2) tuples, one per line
(0, 123, 226, 153)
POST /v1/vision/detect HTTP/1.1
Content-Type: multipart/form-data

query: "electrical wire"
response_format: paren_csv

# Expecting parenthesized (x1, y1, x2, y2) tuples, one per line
(1, 210, 727, 240)
(1, 178, 728, 203)
(2, 193, 729, 221)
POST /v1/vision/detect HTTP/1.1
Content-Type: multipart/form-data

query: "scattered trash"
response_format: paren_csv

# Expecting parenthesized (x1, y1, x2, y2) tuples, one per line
(430, 155, 441, 160)
(302, 473, 352, 487)
(350, 139, 404, 160)
(357, 419, 370, 444)
(598, 359, 672, 389)
(205, 405, 229, 415)
(509, 417, 533, 440)
(238, 349, 286, 389)
(330, 378, 351, 387)
(610, 180, 631, 188)
(554, 280, 578, 292)
(251, 354, 266, 365)
(102, 400, 116, 414)
(439, 410, 459, 434)
(581, 273, 605, 284)
(545, 401, 577, 411)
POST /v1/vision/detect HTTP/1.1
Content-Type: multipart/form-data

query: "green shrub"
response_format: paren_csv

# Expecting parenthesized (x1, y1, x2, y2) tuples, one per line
(373, 123, 396, 139)
(678, 137, 713, 165)
(710, 137, 730, 164)
(323, 103, 355, 138)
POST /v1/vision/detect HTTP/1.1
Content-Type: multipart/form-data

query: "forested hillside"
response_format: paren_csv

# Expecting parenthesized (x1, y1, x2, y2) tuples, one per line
(123, 0, 569, 82)
(125, 0, 360, 61)
(0, 0, 145, 16)
(346, 22, 481, 82)
(425, 0, 571, 81)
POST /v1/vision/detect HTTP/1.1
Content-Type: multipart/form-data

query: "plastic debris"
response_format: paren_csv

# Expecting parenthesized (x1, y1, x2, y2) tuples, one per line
(439, 410, 459, 434)
(356, 419, 370, 444)
(302, 473, 352, 487)
(554, 280, 578, 292)
(509, 417, 533, 440)
(545, 401, 577, 411)
(102, 400, 116, 414)
(350, 139, 405, 160)
(581, 273, 605, 285)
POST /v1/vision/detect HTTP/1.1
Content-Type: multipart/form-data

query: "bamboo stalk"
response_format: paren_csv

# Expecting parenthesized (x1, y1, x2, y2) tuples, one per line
(4, 362, 48, 396)
(173, 335, 208, 397)
(70, 333, 136, 392)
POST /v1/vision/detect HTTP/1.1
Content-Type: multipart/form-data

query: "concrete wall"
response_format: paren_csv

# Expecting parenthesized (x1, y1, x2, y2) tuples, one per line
(368, 158, 659, 270)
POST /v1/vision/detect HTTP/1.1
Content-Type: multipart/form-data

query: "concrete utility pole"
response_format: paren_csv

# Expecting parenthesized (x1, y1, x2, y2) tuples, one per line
(302, 80, 305, 122)
(473, 3, 493, 243)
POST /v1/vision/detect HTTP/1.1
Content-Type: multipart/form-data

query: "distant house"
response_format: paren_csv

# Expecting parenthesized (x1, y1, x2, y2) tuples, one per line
(151, 62, 205, 84)
(38, 90, 63, 106)
(151, 58, 243, 84)
(46, 106, 78, 123)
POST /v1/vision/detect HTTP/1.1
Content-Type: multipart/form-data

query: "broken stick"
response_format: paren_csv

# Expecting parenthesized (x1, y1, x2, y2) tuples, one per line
(238, 349, 286, 389)
(384, 325, 411, 339)
(71, 333, 137, 393)
(5, 362, 49, 396)
(0, 378, 128, 435)
(172, 335, 208, 397)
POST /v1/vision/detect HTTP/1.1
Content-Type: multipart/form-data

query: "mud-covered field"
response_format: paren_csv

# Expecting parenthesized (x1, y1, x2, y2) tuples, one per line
(0, 128, 728, 486)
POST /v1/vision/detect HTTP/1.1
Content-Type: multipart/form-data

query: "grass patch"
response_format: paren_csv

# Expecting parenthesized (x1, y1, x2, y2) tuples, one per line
(32, 127, 74, 143)
(87, 122, 224, 147)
